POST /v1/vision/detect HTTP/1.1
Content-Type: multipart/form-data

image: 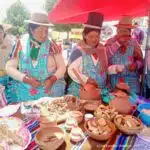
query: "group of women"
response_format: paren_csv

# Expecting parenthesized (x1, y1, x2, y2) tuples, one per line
(0, 11, 147, 105)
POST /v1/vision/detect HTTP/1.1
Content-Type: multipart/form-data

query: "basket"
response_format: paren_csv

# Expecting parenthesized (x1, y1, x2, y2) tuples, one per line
(114, 115, 143, 135)
(84, 118, 116, 141)
(94, 105, 118, 121)
(84, 103, 99, 112)
(35, 127, 65, 150)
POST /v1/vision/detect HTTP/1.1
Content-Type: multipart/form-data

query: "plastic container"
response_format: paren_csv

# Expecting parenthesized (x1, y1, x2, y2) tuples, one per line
(137, 103, 150, 126)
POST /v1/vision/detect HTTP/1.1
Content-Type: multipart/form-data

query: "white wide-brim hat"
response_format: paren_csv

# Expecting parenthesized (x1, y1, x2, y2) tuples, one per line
(115, 15, 135, 29)
(25, 12, 53, 27)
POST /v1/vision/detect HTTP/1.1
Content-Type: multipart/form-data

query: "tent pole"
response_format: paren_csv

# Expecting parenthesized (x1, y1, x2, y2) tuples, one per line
(141, 9, 150, 97)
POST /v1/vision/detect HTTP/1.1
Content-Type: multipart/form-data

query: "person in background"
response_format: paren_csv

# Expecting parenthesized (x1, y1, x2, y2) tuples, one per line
(132, 22, 145, 46)
(67, 12, 121, 103)
(106, 15, 143, 94)
(143, 19, 150, 98)
(0, 25, 14, 86)
(5, 12, 66, 103)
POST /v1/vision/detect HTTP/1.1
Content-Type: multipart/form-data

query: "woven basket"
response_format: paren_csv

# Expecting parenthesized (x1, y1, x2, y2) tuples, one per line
(84, 118, 116, 141)
(114, 115, 144, 135)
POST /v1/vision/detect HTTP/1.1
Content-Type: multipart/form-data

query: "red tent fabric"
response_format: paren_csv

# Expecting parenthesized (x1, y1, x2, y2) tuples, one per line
(48, 0, 150, 24)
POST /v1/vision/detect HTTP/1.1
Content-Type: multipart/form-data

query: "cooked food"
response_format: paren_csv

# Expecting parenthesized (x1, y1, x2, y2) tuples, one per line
(41, 132, 63, 144)
(40, 99, 70, 123)
(95, 105, 118, 120)
(0, 141, 8, 150)
(48, 99, 68, 116)
(44, 135, 58, 143)
(64, 95, 82, 111)
(0, 124, 24, 147)
(115, 115, 141, 128)
(87, 118, 112, 136)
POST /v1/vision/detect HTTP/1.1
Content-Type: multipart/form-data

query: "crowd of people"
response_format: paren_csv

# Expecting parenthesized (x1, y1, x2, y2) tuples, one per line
(0, 11, 149, 107)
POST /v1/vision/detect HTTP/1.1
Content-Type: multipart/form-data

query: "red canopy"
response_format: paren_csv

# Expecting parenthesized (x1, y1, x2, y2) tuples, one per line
(48, 0, 150, 24)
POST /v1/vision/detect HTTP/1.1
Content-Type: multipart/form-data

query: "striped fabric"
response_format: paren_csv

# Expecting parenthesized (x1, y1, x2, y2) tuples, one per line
(24, 119, 40, 150)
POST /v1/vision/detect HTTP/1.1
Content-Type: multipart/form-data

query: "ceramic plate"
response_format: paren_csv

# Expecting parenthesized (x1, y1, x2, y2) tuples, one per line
(0, 117, 31, 150)
(0, 104, 20, 117)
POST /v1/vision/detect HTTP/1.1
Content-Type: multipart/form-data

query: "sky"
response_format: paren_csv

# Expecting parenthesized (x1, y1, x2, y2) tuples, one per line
(0, 0, 45, 22)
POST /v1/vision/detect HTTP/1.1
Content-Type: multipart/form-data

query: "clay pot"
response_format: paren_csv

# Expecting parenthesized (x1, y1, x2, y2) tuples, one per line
(84, 103, 99, 112)
(116, 82, 130, 92)
(40, 115, 57, 129)
(69, 111, 83, 124)
(110, 96, 133, 114)
(40, 122, 57, 129)
(80, 87, 101, 100)
(35, 127, 65, 150)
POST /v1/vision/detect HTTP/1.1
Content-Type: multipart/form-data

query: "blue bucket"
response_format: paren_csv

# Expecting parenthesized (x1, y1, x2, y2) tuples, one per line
(137, 103, 150, 126)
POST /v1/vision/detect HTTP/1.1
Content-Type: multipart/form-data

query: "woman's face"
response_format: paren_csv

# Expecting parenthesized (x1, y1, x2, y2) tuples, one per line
(84, 31, 100, 48)
(31, 25, 48, 43)
(117, 27, 131, 37)
(0, 28, 4, 41)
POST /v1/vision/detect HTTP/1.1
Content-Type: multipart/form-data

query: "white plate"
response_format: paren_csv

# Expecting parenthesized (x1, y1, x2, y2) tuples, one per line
(0, 104, 20, 117)
(137, 126, 150, 143)
(0, 117, 31, 150)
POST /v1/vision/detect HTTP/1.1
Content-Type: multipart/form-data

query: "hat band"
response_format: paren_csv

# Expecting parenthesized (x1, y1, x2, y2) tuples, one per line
(83, 24, 101, 29)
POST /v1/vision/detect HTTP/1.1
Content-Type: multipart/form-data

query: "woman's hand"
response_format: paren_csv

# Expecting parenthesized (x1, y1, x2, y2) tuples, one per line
(23, 76, 41, 88)
(44, 75, 57, 91)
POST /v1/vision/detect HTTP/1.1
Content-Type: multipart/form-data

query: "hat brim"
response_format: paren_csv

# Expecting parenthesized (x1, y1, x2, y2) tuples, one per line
(25, 20, 53, 26)
(114, 24, 135, 29)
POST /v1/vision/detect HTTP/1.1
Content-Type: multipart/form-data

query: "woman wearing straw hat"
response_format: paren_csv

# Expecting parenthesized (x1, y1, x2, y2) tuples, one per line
(0, 24, 14, 86)
(5, 12, 66, 103)
(67, 12, 121, 103)
(106, 15, 143, 94)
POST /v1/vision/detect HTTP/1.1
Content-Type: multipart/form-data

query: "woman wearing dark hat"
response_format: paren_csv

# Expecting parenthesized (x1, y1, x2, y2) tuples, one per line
(5, 12, 66, 103)
(67, 12, 121, 103)
(106, 15, 143, 94)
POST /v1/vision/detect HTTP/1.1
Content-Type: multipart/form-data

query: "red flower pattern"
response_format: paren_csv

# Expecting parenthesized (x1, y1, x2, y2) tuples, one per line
(30, 88, 38, 95)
